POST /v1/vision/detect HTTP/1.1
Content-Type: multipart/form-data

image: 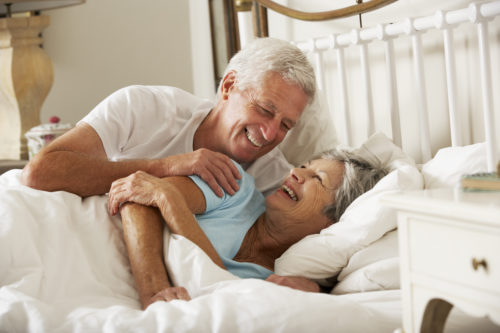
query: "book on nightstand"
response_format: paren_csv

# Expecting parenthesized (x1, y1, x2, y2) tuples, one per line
(461, 172, 500, 191)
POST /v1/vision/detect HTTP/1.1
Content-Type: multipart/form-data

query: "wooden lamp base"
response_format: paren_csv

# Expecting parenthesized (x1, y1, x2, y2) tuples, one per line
(0, 15, 53, 160)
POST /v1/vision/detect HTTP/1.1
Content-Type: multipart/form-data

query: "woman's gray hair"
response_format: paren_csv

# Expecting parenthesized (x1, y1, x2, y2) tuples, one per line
(322, 148, 388, 223)
(217, 37, 316, 104)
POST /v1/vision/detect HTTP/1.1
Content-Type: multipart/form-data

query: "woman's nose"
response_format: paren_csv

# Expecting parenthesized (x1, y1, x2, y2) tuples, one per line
(290, 168, 305, 183)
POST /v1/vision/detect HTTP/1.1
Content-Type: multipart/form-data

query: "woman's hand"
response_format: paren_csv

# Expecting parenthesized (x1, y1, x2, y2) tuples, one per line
(144, 286, 191, 308)
(108, 171, 170, 215)
(266, 274, 321, 293)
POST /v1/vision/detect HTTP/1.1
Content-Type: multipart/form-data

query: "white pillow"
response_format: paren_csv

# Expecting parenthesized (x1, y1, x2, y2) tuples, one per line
(331, 257, 400, 294)
(274, 132, 423, 282)
(279, 92, 339, 166)
(337, 229, 398, 281)
(421, 142, 487, 189)
(332, 230, 399, 294)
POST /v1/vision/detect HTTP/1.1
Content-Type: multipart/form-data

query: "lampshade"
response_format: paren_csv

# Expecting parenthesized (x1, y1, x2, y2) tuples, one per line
(0, 0, 84, 15)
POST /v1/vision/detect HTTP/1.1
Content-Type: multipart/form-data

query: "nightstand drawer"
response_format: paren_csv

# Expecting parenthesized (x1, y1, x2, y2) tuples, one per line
(407, 214, 500, 293)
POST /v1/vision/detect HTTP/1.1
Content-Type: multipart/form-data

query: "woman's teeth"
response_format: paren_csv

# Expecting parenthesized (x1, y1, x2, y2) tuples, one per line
(245, 129, 263, 147)
(282, 184, 297, 201)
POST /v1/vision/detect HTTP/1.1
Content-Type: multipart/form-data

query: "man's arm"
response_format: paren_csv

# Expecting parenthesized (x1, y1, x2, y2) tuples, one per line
(21, 123, 240, 197)
(21, 123, 160, 197)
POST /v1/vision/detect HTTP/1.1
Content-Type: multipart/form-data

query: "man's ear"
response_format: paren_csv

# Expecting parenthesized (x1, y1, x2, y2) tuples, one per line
(220, 71, 237, 100)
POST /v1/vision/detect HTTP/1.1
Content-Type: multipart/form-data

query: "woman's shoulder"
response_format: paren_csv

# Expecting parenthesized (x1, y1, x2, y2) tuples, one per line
(189, 160, 262, 212)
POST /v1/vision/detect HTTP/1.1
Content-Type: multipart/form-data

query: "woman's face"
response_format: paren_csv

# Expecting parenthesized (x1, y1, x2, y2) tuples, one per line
(265, 158, 345, 240)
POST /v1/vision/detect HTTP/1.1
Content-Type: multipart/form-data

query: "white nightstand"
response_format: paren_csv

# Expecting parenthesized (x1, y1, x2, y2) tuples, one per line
(382, 188, 500, 333)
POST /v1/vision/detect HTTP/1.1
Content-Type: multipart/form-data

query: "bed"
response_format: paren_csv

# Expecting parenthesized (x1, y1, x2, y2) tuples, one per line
(1, 1, 499, 332)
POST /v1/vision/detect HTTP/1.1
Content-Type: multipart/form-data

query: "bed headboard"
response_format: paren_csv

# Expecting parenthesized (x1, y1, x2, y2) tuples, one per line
(235, 0, 500, 170)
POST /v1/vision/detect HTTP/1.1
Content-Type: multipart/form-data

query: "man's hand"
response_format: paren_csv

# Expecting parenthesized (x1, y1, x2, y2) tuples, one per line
(145, 286, 191, 308)
(162, 149, 241, 197)
(266, 274, 321, 293)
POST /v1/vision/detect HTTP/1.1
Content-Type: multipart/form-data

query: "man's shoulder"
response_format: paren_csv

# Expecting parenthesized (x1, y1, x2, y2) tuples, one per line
(114, 85, 187, 99)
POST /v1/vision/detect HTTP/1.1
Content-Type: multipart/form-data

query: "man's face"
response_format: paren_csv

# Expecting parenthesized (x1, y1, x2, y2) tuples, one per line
(218, 71, 308, 163)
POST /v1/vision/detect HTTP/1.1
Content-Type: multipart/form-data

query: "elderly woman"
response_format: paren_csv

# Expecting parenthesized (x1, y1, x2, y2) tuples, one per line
(108, 148, 387, 309)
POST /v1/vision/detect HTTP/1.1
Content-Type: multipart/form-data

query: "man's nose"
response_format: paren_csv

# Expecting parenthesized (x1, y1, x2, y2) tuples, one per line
(261, 119, 281, 142)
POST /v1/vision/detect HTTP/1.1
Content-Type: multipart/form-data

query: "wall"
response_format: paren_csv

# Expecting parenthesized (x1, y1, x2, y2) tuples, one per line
(42, 0, 193, 126)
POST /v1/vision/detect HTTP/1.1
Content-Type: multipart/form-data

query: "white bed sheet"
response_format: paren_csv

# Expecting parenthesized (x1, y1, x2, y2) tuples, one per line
(1, 168, 498, 332)
(0, 170, 401, 333)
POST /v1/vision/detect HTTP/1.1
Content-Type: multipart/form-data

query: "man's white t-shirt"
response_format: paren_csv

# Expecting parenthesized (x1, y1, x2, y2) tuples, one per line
(80, 85, 292, 196)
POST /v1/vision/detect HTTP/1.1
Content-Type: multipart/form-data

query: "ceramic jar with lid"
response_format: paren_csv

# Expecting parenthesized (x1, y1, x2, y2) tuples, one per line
(25, 116, 73, 160)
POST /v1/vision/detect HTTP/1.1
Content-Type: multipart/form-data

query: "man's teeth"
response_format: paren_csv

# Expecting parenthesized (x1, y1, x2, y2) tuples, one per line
(245, 129, 263, 147)
(282, 185, 297, 201)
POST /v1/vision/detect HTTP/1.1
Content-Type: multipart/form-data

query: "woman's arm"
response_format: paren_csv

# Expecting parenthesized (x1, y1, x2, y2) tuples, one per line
(109, 172, 224, 268)
(121, 203, 190, 308)
(153, 176, 225, 269)
(111, 173, 224, 308)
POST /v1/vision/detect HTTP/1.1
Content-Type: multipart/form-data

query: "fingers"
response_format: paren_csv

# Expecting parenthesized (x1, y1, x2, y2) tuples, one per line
(265, 274, 283, 284)
(265, 274, 320, 293)
(108, 178, 125, 215)
(194, 150, 241, 197)
(107, 171, 158, 215)
(149, 287, 191, 305)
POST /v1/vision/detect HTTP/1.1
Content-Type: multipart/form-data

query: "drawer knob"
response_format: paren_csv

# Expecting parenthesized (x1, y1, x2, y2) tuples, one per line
(471, 258, 488, 271)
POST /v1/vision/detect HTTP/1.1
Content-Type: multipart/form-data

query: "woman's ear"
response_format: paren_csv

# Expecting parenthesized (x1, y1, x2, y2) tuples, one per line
(220, 71, 237, 100)
(326, 219, 335, 228)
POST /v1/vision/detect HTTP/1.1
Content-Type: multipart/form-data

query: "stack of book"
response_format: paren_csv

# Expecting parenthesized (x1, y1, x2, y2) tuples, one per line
(461, 162, 500, 191)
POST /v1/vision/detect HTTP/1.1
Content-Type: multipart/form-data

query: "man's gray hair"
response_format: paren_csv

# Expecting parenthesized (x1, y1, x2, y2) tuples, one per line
(217, 37, 316, 104)
(322, 148, 388, 223)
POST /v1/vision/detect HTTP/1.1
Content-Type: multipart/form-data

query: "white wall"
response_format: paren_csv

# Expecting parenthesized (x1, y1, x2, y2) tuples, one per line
(42, 0, 193, 125)
(188, 0, 216, 100)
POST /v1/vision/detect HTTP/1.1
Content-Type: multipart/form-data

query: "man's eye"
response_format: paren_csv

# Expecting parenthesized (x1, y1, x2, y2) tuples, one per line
(258, 106, 273, 116)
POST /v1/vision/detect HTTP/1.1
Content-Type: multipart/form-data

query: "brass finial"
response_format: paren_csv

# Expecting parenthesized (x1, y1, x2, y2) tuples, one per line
(235, 0, 252, 12)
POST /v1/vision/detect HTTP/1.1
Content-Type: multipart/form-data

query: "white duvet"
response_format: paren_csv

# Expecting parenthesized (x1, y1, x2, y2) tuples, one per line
(0, 170, 402, 333)
(3, 136, 497, 332)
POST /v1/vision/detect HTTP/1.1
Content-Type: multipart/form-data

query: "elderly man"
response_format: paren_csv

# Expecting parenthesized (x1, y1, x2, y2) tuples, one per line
(21, 38, 316, 199)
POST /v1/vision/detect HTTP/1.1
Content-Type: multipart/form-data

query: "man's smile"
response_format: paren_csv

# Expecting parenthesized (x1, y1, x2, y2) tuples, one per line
(245, 128, 264, 148)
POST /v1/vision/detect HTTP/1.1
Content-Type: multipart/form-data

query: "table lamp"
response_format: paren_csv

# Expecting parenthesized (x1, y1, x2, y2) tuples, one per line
(0, 0, 84, 160)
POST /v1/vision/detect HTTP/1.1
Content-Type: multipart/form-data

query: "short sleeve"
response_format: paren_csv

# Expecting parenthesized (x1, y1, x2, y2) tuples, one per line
(188, 161, 250, 213)
(79, 85, 182, 161)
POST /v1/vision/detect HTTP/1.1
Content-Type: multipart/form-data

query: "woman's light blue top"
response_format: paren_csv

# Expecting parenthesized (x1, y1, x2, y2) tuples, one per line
(189, 162, 273, 279)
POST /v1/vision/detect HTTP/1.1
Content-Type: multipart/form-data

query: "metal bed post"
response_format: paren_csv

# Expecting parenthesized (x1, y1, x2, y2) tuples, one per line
(353, 29, 375, 138)
(311, 39, 326, 93)
(436, 11, 463, 148)
(378, 24, 402, 148)
(472, 3, 498, 172)
(406, 18, 432, 162)
(332, 35, 352, 146)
